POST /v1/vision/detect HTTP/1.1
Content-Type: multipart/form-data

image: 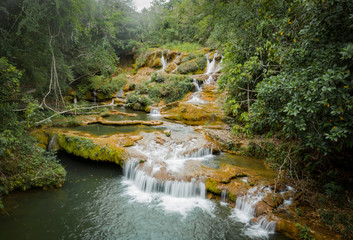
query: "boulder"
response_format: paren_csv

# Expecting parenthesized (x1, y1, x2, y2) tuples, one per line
(263, 193, 284, 208)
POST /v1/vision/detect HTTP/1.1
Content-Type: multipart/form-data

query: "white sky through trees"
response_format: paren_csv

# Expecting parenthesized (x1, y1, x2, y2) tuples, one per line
(133, 0, 153, 11)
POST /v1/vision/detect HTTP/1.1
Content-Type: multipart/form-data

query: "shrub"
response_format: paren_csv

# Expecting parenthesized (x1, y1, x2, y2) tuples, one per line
(177, 60, 199, 74)
(126, 92, 152, 108)
(162, 42, 202, 52)
(147, 73, 194, 103)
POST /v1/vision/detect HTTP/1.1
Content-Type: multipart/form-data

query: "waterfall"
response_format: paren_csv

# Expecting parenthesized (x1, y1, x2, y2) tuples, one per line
(231, 187, 276, 239)
(205, 52, 223, 84)
(48, 134, 57, 152)
(187, 78, 206, 104)
(123, 136, 214, 198)
(150, 107, 161, 116)
(124, 160, 206, 198)
(116, 86, 124, 98)
(204, 75, 214, 85)
(161, 53, 167, 70)
(221, 190, 228, 203)
(93, 89, 97, 103)
(206, 55, 217, 74)
(192, 78, 201, 92)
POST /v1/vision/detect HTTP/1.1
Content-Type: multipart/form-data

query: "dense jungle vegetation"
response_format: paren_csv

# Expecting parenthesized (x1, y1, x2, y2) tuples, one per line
(1, 0, 353, 236)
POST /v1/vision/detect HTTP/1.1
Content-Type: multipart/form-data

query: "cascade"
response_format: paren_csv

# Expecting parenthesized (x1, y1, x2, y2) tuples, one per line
(161, 53, 168, 70)
(150, 107, 161, 116)
(116, 86, 124, 98)
(204, 52, 223, 85)
(192, 78, 201, 92)
(48, 134, 57, 152)
(93, 89, 97, 103)
(231, 186, 276, 238)
(206, 55, 217, 74)
(221, 190, 228, 203)
(124, 160, 206, 198)
(123, 135, 214, 199)
(187, 78, 206, 104)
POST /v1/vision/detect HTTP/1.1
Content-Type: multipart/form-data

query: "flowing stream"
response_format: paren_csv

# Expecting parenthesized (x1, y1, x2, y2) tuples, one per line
(0, 109, 292, 240)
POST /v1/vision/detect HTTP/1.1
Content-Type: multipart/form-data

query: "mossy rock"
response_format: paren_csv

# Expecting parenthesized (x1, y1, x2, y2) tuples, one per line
(56, 133, 125, 167)
(195, 56, 207, 71)
(177, 60, 199, 74)
(206, 178, 222, 195)
(152, 57, 162, 68)
(145, 105, 151, 113)
(164, 63, 177, 73)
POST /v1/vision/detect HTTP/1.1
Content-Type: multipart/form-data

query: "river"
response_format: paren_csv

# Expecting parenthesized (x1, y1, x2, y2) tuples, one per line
(0, 108, 292, 240)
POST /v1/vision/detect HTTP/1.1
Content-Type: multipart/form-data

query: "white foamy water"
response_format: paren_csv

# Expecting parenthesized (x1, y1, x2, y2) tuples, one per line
(161, 53, 167, 70)
(122, 128, 216, 216)
(188, 78, 206, 104)
(231, 187, 276, 239)
(150, 107, 162, 117)
(206, 55, 217, 75)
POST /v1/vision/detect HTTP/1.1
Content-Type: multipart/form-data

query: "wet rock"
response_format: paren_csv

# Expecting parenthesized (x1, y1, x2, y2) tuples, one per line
(276, 219, 300, 239)
(255, 201, 272, 216)
(164, 129, 171, 137)
(263, 193, 284, 208)
(282, 190, 295, 200)
(151, 57, 162, 68)
(133, 102, 142, 111)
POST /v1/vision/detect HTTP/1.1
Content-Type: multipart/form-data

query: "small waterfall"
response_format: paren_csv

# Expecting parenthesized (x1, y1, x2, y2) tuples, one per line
(161, 53, 168, 70)
(186, 147, 213, 158)
(192, 78, 201, 92)
(150, 107, 161, 116)
(231, 187, 276, 238)
(204, 75, 214, 85)
(116, 86, 124, 98)
(188, 78, 206, 104)
(221, 190, 228, 203)
(205, 52, 222, 85)
(124, 160, 206, 198)
(48, 134, 57, 152)
(206, 55, 217, 74)
(93, 89, 97, 103)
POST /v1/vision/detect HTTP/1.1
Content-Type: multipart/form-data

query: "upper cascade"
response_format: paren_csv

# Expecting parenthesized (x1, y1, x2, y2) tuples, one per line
(161, 53, 168, 70)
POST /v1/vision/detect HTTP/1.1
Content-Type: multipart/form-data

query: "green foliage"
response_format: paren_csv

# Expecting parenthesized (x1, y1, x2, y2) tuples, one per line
(147, 73, 194, 103)
(99, 74, 127, 97)
(162, 42, 203, 52)
(128, 83, 136, 90)
(76, 73, 127, 101)
(0, 58, 66, 203)
(0, 0, 139, 97)
(126, 92, 152, 108)
(295, 224, 315, 240)
(177, 60, 199, 74)
(319, 209, 353, 238)
(211, 0, 353, 187)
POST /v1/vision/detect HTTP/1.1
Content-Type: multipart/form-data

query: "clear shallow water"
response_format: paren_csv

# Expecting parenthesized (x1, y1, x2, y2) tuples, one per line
(0, 153, 291, 240)
(69, 124, 167, 136)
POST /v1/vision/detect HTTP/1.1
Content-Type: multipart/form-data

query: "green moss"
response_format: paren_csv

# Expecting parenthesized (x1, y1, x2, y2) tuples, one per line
(206, 178, 222, 195)
(56, 134, 125, 167)
(195, 56, 207, 70)
(228, 192, 236, 202)
(148, 73, 194, 103)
